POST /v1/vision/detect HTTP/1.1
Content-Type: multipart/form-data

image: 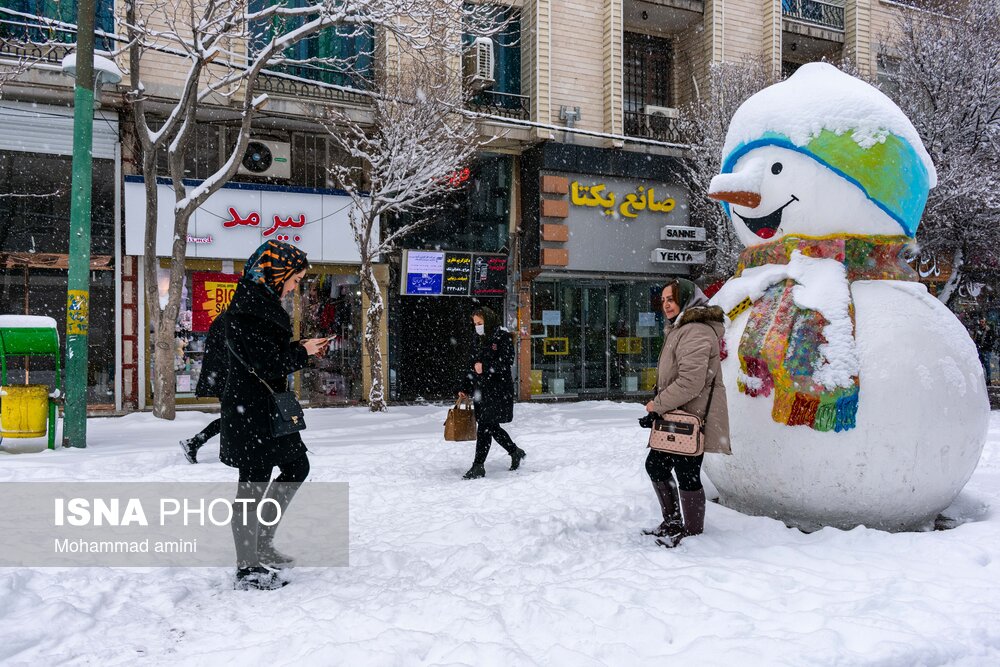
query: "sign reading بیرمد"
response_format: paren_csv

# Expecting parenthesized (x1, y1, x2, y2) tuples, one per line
(553, 174, 696, 274)
(124, 176, 372, 264)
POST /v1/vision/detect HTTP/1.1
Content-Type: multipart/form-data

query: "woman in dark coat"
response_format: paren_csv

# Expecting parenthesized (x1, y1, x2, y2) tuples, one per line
(222, 240, 329, 590)
(457, 307, 525, 479)
(179, 310, 229, 464)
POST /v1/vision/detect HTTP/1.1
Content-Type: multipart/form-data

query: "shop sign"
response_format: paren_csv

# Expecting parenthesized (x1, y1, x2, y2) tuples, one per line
(403, 251, 445, 295)
(650, 249, 706, 265)
(471, 255, 507, 296)
(660, 226, 705, 242)
(124, 177, 370, 264)
(570, 181, 677, 218)
(549, 173, 691, 274)
(401, 249, 507, 297)
(192, 272, 240, 332)
(443, 253, 471, 295)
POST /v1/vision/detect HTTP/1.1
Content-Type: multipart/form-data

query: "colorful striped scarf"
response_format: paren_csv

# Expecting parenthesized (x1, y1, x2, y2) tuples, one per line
(732, 235, 917, 432)
(243, 240, 310, 296)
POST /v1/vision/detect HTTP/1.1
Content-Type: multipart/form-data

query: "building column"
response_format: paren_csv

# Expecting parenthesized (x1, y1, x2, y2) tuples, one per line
(603, 0, 624, 143)
(762, 0, 783, 77)
(844, 0, 873, 80)
(523, 0, 552, 129)
(120, 254, 140, 410)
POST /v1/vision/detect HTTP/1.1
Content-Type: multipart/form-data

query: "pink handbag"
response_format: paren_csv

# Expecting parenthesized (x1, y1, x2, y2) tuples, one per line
(647, 376, 717, 456)
(648, 410, 705, 456)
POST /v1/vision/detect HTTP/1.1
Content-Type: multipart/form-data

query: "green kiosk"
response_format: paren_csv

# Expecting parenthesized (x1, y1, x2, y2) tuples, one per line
(0, 315, 62, 450)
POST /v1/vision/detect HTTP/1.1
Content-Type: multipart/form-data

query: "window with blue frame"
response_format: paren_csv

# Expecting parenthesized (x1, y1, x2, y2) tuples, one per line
(248, 0, 373, 89)
(0, 0, 116, 52)
(464, 7, 521, 109)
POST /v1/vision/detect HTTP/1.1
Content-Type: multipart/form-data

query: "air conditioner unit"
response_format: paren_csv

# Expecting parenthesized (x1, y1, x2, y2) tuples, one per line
(464, 37, 495, 91)
(645, 105, 679, 118)
(238, 139, 291, 179)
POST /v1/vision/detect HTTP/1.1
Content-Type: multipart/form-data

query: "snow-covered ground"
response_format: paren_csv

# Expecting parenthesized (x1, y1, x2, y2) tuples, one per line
(1, 402, 998, 666)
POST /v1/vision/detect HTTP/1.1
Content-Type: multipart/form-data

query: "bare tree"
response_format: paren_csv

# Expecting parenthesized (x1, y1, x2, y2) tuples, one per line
(676, 57, 777, 282)
(325, 59, 487, 412)
(123, 0, 502, 418)
(882, 0, 1000, 306)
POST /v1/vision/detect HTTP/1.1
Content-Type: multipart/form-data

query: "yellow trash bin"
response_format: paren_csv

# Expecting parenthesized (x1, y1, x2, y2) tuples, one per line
(1, 384, 49, 438)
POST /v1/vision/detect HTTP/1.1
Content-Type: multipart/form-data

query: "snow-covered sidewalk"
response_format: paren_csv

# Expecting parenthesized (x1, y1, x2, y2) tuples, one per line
(1, 402, 998, 666)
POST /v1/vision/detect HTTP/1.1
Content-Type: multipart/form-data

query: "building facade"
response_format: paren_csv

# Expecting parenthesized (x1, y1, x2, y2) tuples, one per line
(0, 0, 921, 412)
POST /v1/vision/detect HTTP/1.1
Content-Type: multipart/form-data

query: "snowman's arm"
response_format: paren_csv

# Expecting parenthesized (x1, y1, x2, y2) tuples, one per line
(651, 326, 713, 415)
(710, 262, 794, 320)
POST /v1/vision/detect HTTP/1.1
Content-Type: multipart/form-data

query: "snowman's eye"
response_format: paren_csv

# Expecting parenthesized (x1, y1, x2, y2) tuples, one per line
(771, 162, 783, 175)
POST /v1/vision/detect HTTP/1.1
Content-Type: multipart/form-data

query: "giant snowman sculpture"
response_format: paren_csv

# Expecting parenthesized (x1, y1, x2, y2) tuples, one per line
(703, 63, 989, 532)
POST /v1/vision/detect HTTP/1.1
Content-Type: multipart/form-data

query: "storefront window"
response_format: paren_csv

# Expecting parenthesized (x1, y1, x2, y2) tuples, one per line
(299, 273, 363, 404)
(530, 281, 663, 398)
(0, 151, 116, 406)
(394, 153, 512, 253)
(153, 268, 363, 404)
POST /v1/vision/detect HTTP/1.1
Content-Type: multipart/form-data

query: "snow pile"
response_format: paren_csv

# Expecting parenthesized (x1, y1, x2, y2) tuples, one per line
(0, 403, 999, 664)
(0, 315, 58, 329)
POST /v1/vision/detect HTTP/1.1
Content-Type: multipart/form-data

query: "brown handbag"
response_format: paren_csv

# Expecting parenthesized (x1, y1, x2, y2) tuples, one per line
(647, 376, 717, 456)
(444, 397, 477, 441)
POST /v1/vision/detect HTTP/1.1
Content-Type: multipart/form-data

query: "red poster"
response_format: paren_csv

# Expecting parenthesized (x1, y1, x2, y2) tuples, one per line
(192, 272, 241, 332)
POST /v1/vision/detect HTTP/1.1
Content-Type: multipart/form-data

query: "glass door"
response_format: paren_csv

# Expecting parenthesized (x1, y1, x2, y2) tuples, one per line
(580, 285, 609, 394)
(609, 282, 663, 396)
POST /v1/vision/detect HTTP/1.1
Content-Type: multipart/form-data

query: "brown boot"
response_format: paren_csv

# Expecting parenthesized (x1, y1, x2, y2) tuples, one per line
(643, 479, 683, 538)
(656, 487, 706, 548)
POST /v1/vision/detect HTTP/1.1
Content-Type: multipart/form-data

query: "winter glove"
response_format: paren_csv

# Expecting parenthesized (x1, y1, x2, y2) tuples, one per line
(638, 412, 660, 429)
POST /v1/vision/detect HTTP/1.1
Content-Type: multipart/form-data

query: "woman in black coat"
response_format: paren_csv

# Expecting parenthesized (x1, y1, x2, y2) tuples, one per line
(222, 240, 329, 590)
(179, 310, 229, 464)
(457, 307, 525, 479)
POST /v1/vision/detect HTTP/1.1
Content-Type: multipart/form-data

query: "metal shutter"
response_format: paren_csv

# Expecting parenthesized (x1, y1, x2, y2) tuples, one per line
(0, 100, 119, 159)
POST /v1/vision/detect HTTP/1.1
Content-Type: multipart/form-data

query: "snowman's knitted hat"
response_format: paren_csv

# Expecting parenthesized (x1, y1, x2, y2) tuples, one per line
(719, 63, 936, 238)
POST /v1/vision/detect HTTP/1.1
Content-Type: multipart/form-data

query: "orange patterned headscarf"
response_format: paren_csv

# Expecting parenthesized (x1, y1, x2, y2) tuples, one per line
(243, 240, 309, 296)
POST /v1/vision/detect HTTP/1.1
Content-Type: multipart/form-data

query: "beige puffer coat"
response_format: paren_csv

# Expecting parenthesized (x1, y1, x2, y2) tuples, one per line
(650, 305, 731, 455)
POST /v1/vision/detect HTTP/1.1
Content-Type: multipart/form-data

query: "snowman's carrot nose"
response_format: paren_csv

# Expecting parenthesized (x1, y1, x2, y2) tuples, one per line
(709, 190, 762, 208)
(709, 168, 764, 208)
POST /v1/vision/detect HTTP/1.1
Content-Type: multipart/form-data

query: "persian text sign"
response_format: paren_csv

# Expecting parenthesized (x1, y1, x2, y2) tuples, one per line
(191, 272, 240, 332)
(124, 177, 371, 264)
(553, 173, 691, 274)
(401, 249, 507, 297)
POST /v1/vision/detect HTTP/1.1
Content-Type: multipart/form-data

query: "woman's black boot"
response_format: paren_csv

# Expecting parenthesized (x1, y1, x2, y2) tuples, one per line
(462, 463, 486, 479)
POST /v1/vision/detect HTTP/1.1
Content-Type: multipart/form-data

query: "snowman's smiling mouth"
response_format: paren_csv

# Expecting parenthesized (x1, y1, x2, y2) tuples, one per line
(735, 195, 799, 239)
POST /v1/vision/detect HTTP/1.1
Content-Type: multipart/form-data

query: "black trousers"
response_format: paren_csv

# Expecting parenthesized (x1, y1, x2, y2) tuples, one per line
(231, 453, 310, 568)
(238, 453, 311, 484)
(193, 418, 221, 445)
(645, 450, 704, 491)
(473, 421, 516, 466)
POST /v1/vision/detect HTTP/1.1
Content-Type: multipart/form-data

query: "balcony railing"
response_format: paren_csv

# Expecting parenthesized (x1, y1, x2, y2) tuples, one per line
(782, 0, 845, 31)
(466, 90, 530, 120)
(624, 111, 686, 145)
(253, 73, 371, 106)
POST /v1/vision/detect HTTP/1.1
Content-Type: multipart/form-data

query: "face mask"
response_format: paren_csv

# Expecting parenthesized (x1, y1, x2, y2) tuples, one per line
(475, 324, 485, 335)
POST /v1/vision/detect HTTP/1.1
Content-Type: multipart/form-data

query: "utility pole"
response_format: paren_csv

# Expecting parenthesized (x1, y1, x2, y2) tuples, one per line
(63, 0, 97, 448)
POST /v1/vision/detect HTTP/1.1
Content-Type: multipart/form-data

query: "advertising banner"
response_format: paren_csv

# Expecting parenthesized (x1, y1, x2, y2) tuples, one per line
(191, 271, 240, 332)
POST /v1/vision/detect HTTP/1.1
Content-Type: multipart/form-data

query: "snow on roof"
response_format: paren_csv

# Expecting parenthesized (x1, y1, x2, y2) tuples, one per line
(0, 315, 58, 329)
(722, 62, 937, 187)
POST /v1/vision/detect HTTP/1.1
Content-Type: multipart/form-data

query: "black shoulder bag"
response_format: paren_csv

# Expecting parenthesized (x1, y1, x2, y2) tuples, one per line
(226, 339, 306, 438)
